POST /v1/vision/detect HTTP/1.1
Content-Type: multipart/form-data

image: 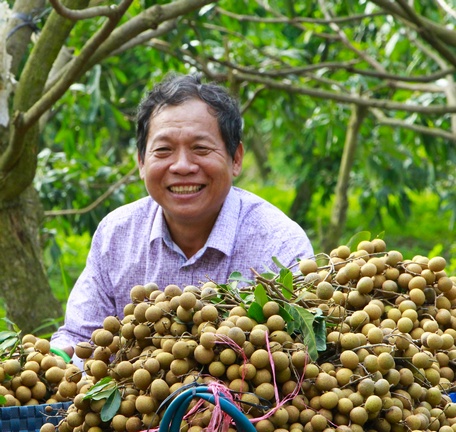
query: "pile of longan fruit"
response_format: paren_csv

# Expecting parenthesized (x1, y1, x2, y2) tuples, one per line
(0, 336, 83, 408)
(36, 239, 456, 432)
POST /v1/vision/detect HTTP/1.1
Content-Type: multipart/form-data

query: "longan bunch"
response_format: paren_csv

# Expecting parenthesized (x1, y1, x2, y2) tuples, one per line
(298, 239, 456, 432)
(45, 239, 456, 432)
(49, 282, 315, 432)
(0, 335, 84, 408)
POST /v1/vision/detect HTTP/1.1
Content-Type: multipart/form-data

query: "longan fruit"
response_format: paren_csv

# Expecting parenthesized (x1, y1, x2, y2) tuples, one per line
(179, 292, 197, 310)
(262, 301, 280, 318)
(93, 329, 114, 347)
(75, 342, 93, 359)
(316, 281, 334, 300)
(34, 339, 51, 354)
(130, 285, 147, 302)
(299, 259, 318, 275)
(227, 327, 246, 346)
(133, 369, 152, 391)
(200, 305, 218, 322)
(385, 250, 403, 267)
(150, 379, 169, 401)
(266, 314, 285, 332)
(340, 350, 359, 370)
(428, 256, 446, 272)
(103, 316, 121, 334)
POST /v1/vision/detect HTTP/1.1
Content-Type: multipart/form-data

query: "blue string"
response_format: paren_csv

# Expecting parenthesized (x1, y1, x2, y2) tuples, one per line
(159, 386, 256, 432)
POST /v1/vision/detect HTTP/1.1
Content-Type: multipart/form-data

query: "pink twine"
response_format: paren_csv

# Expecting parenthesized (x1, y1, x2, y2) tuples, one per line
(204, 381, 237, 432)
(249, 332, 309, 424)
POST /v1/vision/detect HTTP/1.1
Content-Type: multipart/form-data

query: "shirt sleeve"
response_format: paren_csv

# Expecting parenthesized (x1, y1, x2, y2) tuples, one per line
(50, 221, 115, 349)
(272, 232, 315, 271)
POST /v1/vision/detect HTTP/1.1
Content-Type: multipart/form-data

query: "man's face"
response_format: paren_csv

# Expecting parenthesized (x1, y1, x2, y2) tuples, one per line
(139, 99, 243, 228)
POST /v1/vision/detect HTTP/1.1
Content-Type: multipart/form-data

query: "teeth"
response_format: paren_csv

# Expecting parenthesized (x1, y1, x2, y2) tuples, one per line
(170, 185, 202, 194)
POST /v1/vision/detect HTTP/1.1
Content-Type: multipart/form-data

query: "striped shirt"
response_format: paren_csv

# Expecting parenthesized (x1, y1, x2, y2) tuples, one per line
(51, 187, 313, 348)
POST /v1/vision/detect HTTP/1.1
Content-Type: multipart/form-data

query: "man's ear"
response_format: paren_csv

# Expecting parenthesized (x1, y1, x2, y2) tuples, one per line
(232, 142, 244, 177)
(137, 153, 145, 180)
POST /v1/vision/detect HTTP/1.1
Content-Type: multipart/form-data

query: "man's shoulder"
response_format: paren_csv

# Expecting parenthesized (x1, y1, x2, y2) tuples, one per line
(233, 187, 302, 231)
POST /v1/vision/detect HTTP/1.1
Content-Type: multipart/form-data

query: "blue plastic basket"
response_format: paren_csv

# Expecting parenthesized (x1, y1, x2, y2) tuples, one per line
(0, 402, 71, 432)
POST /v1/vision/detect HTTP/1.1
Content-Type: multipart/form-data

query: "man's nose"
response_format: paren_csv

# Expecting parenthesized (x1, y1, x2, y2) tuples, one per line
(169, 149, 198, 174)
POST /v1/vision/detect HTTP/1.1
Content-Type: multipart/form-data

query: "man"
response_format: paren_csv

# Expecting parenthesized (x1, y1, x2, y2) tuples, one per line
(51, 73, 313, 355)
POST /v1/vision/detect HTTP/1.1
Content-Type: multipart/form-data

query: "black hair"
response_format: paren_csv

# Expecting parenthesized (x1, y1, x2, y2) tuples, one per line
(136, 73, 243, 162)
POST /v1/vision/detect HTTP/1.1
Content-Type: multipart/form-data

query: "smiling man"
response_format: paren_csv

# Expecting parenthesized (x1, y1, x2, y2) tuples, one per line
(51, 73, 313, 355)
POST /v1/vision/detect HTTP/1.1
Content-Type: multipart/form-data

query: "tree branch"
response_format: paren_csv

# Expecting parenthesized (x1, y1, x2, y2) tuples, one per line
(394, 0, 456, 68)
(48, 0, 130, 20)
(370, 0, 456, 48)
(216, 6, 387, 25)
(232, 71, 456, 115)
(44, 165, 139, 217)
(44, 0, 213, 92)
(435, 0, 456, 20)
(6, 0, 46, 75)
(240, 85, 266, 114)
(21, 0, 134, 131)
(370, 108, 456, 142)
(0, 113, 25, 173)
(145, 36, 456, 117)
(109, 20, 177, 56)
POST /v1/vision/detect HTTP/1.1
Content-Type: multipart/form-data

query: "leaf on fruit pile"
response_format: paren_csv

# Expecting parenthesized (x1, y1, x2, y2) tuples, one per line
(284, 304, 318, 361)
(278, 268, 293, 300)
(83, 377, 121, 421)
(346, 231, 371, 251)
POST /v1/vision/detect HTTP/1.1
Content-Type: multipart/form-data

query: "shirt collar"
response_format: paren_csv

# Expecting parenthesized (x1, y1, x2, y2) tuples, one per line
(205, 187, 239, 257)
(149, 188, 240, 258)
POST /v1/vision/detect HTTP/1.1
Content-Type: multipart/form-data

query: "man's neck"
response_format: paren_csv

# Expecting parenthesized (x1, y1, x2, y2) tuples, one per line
(165, 215, 218, 259)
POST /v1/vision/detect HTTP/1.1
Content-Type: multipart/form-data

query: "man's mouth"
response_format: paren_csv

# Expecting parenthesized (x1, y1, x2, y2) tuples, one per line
(169, 185, 204, 194)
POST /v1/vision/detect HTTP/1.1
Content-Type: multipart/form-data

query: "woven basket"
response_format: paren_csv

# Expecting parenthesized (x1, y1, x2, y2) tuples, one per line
(0, 402, 71, 432)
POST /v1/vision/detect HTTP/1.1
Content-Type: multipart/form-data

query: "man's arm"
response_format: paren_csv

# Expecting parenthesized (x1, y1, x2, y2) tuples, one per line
(50, 222, 116, 353)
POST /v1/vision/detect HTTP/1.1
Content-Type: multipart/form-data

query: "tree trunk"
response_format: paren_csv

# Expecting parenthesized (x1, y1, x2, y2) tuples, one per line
(290, 178, 313, 228)
(0, 186, 63, 334)
(321, 104, 367, 253)
(248, 133, 271, 181)
(0, 0, 88, 333)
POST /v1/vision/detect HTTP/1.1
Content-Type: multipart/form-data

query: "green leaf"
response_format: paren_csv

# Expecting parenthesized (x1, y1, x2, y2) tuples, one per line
(100, 388, 121, 422)
(272, 256, 287, 269)
(239, 292, 250, 301)
(228, 271, 254, 284)
(278, 268, 293, 300)
(278, 305, 294, 323)
(0, 395, 6, 405)
(91, 388, 117, 401)
(375, 231, 385, 240)
(0, 337, 18, 352)
(254, 284, 269, 307)
(260, 271, 277, 280)
(346, 231, 371, 252)
(284, 304, 318, 361)
(243, 294, 255, 304)
(1, 318, 20, 333)
(0, 331, 18, 342)
(313, 309, 327, 352)
(248, 302, 265, 323)
(83, 377, 113, 399)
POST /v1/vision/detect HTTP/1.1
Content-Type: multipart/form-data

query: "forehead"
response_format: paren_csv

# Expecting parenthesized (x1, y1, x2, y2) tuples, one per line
(150, 99, 214, 122)
(148, 100, 221, 139)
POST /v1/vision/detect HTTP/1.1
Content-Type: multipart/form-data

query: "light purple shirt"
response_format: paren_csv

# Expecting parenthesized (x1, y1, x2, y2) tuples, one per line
(51, 187, 313, 348)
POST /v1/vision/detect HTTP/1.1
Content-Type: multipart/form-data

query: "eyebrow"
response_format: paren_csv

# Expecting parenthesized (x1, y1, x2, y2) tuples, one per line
(151, 131, 215, 143)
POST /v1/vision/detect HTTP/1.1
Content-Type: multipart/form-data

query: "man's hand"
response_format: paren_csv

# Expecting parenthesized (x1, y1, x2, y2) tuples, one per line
(62, 346, 74, 357)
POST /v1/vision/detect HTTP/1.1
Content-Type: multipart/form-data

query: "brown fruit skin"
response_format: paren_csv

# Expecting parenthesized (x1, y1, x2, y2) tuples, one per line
(75, 342, 93, 359)
(40, 424, 56, 432)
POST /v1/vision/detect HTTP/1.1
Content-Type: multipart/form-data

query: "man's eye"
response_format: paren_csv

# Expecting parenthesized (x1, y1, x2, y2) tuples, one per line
(194, 146, 211, 154)
(153, 147, 172, 155)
